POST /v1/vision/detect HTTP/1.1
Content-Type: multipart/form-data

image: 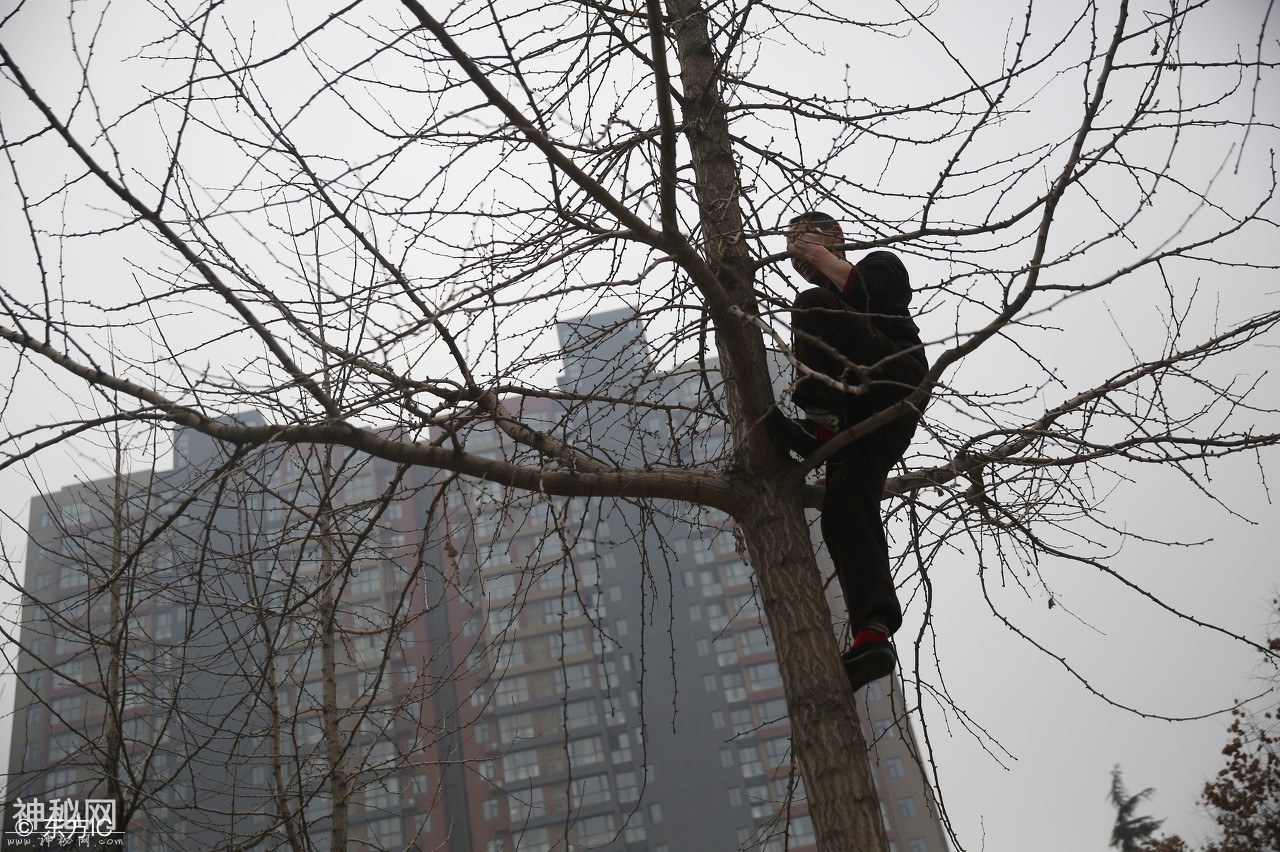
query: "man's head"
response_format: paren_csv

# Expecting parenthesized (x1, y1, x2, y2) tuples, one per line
(786, 211, 845, 283)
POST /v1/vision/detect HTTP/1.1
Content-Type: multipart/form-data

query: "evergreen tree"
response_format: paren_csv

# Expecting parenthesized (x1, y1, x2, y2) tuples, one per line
(1110, 766, 1166, 852)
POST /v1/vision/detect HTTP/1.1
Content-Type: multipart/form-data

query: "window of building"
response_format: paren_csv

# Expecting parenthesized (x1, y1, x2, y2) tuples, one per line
(48, 731, 79, 760)
(725, 591, 751, 615)
(368, 740, 396, 767)
(495, 676, 529, 706)
(45, 768, 77, 796)
(52, 629, 80, 654)
(790, 814, 816, 845)
(497, 639, 525, 668)
(738, 627, 771, 656)
(503, 749, 540, 782)
(565, 700, 598, 730)
(569, 736, 604, 767)
(543, 595, 583, 623)
(59, 502, 92, 526)
(556, 663, 592, 692)
(616, 771, 639, 803)
(514, 828, 551, 852)
(738, 745, 763, 778)
(897, 795, 919, 819)
(366, 816, 403, 847)
(485, 572, 517, 601)
(57, 565, 83, 590)
(722, 560, 752, 586)
(50, 695, 83, 723)
(122, 685, 147, 711)
(365, 784, 396, 813)
(746, 661, 782, 692)
(154, 609, 175, 642)
(499, 711, 535, 741)
(754, 698, 787, 726)
(571, 774, 611, 808)
(577, 814, 617, 846)
(907, 838, 930, 852)
(763, 737, 790, 769)
(873, 718, 898, 740)
(344, 474, 377, 503)
(722, 671, 746, 703)
(554, 627, 588, 657)
(885, 756, 906, 779)
(349, 564, 383, 596)
(508, 785, 544, 820)
(610, 731, 632, 763)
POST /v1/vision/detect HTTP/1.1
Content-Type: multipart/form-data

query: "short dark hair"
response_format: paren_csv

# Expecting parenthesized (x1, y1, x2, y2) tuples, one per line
(787, 210, 841, 231)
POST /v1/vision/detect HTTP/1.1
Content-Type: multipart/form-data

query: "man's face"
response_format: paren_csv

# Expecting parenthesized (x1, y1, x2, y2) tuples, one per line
(786, 222, 843, 284)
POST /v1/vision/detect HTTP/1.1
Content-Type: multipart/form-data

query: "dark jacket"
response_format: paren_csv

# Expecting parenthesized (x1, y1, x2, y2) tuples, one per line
(831, 250, 922, 353)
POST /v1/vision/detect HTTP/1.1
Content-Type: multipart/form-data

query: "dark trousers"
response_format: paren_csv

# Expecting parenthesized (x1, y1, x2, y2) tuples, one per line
(791, 286, 927, 635)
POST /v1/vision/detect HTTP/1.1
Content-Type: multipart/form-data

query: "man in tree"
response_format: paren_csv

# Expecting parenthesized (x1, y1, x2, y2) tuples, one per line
(768, 211, 929, 692)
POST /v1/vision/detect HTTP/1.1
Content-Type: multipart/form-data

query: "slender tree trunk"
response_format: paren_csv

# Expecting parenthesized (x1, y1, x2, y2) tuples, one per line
(263, 648, 306, 851)
(317, 472, 350, 851)
(104, 442, 127, 821)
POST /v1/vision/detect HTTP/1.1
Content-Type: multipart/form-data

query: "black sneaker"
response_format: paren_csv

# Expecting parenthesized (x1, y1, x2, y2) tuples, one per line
(840, 640, 896, 692)
(764, 406, 828, 456)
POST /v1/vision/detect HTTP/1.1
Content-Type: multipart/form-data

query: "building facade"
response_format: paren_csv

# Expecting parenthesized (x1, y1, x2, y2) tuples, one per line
(6, 310, 947, 851)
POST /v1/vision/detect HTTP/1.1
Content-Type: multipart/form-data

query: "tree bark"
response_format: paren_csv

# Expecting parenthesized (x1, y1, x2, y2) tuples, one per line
(317, 471, 350, 852)
(735, 478, 891, 851)
(662, 2, 891, 848)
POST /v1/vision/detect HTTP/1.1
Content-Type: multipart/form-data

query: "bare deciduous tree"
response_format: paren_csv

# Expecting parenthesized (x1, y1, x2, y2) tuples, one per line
(2, 0, 1278, 849)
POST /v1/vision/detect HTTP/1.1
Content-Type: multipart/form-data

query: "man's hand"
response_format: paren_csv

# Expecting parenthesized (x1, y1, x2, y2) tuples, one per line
(788, 230, 854, 288)
(789, 232, 833, 264)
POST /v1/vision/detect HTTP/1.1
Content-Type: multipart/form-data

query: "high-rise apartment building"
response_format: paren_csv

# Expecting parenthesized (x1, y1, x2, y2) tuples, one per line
(6, 309, 947, 851)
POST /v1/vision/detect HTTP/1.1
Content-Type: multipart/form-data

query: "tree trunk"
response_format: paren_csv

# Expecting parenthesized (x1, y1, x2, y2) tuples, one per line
(737, 477, 891, 851)
(317, 478, 350, 852)
(662, 2, 892, 847)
